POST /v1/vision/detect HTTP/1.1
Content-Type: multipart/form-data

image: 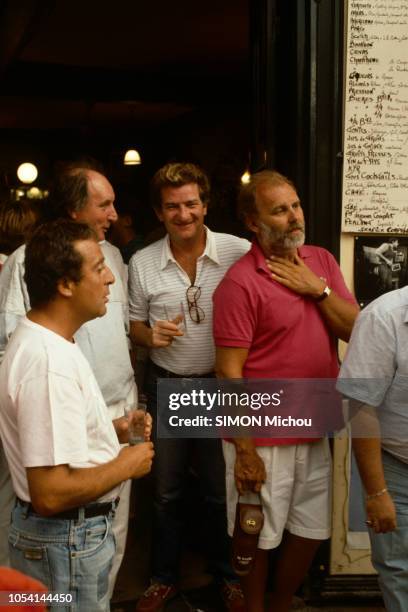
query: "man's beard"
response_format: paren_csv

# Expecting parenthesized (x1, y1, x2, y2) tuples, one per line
(258, 221, 305, 253)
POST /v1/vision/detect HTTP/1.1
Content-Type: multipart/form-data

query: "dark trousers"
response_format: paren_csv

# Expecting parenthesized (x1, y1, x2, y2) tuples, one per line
(145, 361, 235, 585)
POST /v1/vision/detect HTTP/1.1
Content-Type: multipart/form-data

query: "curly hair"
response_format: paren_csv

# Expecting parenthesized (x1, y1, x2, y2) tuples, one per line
(150, 162, 210, 210)
(25, 219, 96, 308)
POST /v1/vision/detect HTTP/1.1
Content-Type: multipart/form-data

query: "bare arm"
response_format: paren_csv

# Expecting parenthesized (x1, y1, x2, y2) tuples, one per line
(27, 442, 154, 516)
(266, 253, 359, 341)
(351, 401, 396, 534)
(375, 244, 392, 265)
(316, 289, 359, 342)
(130, 319, 183, 349)
(216, 346, 266, 494)
(376, 253, 392, 266)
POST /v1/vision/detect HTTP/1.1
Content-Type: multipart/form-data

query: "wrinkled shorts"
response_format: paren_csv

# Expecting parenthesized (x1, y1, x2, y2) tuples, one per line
(223, 439, 332, 549)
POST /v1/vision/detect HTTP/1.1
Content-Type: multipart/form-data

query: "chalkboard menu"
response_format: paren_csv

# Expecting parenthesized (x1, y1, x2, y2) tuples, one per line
(342, 0, 408, 233)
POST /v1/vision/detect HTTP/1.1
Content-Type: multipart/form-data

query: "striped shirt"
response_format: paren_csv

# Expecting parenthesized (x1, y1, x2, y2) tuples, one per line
(128, 227, 250, 375)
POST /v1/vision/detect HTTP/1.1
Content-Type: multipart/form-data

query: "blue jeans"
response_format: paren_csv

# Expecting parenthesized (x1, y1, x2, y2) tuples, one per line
(146, 362, 235, 585)
(8, 503, 115, 612)
(369, 450, 408, 612)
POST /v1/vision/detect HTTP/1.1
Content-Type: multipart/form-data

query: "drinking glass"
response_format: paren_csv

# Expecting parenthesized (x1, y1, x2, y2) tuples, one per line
(125, 396, 148, 445)
(163, 302, 186, 332)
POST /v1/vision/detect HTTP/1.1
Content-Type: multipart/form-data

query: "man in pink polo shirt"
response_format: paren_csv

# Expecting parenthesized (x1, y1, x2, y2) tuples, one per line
(213, 170, 358, 611)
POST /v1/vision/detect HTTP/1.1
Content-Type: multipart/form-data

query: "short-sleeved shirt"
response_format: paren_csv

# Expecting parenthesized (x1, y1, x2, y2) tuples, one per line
(213, 240, 356, 445)
(0, 317, 121, 502)
(128, 227, 250, 375)
(0, 242, 135, 408)
(337, 286, 408, 464)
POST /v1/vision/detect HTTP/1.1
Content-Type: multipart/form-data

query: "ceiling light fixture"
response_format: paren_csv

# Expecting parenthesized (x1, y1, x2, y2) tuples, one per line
(123, 149, 141, 165)
(241, 170, 251, 184)
(27, 187, 42, 199)
(17, 162, 38, 184)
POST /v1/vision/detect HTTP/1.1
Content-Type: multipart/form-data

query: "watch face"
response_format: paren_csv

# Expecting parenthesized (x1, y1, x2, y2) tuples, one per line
(316, 286, 331, 302)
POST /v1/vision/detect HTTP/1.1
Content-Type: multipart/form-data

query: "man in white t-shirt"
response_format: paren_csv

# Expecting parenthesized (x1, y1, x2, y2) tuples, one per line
(0, 219, 154, 612)
(0, 161, 136, 594)
(129, 162, 250, 611)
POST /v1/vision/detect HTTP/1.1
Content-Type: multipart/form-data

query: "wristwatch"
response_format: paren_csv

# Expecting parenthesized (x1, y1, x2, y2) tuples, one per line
(315, 286, 331, 302)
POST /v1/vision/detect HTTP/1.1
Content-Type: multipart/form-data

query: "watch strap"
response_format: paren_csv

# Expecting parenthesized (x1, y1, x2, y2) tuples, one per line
(315, 286, 331, 302)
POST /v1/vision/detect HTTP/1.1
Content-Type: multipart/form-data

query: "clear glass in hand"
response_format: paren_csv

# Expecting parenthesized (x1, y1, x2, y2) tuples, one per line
(163, 302, 186, 332)
(125, 398, 147, 445)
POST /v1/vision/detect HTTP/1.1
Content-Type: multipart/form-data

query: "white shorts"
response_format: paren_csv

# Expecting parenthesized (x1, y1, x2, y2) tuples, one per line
(223, 439, 332, 550)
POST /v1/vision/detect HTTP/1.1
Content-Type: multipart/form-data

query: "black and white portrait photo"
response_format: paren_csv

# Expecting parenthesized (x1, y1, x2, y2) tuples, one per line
(354, 236, 408, 308)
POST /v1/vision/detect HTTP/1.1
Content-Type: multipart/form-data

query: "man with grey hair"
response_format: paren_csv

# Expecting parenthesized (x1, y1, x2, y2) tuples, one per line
(0, 161, 136, 597)
(213, 170, 358, 611)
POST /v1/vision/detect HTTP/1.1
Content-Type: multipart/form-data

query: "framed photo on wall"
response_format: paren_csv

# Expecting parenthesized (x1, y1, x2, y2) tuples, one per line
(354, 236, 408, 308)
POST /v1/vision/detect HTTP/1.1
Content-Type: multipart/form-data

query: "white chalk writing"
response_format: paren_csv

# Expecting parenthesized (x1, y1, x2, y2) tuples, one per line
(342, 0, 408, 232)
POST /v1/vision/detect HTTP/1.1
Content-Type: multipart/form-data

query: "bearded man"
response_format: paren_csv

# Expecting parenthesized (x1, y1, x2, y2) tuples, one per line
(213, 170, 358, 612)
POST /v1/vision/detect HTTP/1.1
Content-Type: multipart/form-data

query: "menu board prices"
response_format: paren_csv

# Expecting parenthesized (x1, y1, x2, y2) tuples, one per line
(342, 1, 408, 233)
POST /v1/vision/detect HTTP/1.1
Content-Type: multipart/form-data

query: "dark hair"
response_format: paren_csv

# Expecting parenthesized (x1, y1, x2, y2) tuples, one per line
(150, 162, 210, 210)
(238, 170, 295, 223)
(47, 158, 106, 221)
(0, 198, 42, 255)
(25, 219, 96, 308)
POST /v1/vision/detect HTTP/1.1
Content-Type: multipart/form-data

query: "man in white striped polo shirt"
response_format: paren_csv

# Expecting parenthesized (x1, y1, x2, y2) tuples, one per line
(129, 162, 250, 611)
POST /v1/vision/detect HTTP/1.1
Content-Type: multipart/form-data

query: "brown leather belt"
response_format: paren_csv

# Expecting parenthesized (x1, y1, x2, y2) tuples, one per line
(16, 497, 119, 520)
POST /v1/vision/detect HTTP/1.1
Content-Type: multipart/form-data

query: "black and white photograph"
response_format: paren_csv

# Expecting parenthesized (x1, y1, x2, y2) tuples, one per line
(354, 236, 408, 308)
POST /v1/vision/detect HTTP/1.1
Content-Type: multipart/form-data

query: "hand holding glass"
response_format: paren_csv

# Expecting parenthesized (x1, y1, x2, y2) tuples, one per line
(163, 302, 186, 333)
(125, 397, 148, 445)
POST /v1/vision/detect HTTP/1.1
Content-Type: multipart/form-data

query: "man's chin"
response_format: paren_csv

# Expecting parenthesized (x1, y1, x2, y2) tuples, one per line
(96, 304, 107, 318)
(284, 232, 305, 249)
(171, 225, 200, 241)
(259, 233, 305, 254)
(94, 227, 108, 242)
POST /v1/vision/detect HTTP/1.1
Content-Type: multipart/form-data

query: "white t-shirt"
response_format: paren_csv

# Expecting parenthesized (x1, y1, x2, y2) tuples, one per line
(0, 241, 135, 408)
(128, 228, 250, 375)
(0, 317, 121, 503)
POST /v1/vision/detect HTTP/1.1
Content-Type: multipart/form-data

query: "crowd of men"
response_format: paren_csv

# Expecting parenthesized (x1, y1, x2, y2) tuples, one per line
(0, 160, 405, 612)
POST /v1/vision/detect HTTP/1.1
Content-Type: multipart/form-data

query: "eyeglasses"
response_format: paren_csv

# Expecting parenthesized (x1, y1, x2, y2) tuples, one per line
(186, 285, 205, 323)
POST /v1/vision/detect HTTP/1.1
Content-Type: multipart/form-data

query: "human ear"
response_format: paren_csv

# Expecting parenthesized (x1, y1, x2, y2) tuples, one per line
(57, 277, 75, 298)
(246, 215, 260, 234)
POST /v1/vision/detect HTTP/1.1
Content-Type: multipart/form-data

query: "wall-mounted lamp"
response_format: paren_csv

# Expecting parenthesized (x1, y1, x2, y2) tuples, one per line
(241, 170, 251, 184)
(17, 162, 38, 184)
(123, 149, 141, 166)
(27, 187, 42, 199)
